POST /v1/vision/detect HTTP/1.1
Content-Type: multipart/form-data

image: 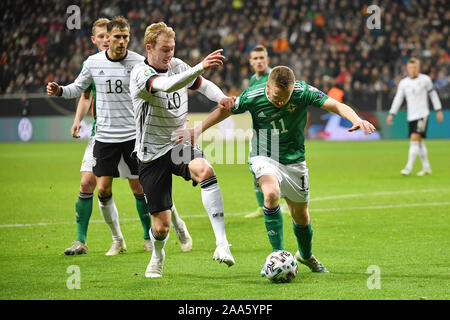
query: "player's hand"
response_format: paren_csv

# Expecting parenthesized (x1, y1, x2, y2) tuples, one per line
(436, 110, 444, 123)
(47, 82, 61, 96)
(348, 119, 376, 134)
(71, 121, 81, 139)
(202, 49, 226, 70)
(171, 120, 201, 146)
(218, 96, 235, 112)
(386, 114, 394, 125)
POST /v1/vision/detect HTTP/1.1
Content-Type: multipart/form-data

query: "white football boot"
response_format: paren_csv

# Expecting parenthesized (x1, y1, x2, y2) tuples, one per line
(213, 243, 235, 267)
(105, 238, 127, 256)
(417, 168, 432, 176)
(400, 168, 411, 176)
(145, 251, 165, 278)
(173, 220, 192, 252)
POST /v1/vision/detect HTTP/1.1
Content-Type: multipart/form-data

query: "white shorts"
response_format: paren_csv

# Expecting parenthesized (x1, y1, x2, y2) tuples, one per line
(250, 156, 309, 203)
(80, 137, 138, 179)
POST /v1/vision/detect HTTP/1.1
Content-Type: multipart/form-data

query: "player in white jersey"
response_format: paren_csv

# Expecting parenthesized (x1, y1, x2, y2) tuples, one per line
(47, 17, 192, 256)
(130, 22, 235, 278)
(386, 58, 444, 176)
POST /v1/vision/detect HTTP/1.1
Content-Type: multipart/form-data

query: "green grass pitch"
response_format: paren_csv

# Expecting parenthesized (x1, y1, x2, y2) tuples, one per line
(0, 140, 449, 300)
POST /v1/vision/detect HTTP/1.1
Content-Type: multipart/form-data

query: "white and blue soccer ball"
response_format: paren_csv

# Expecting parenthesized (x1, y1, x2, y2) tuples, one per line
(263, 250, 298, 283)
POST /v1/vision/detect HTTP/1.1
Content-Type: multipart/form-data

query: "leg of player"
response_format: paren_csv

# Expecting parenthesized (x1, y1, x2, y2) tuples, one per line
(402, 133, 421, 176)
(189, 158, 235, 267)
(244, 175, 265, 218)
(257, 174, 284, 252)
(171, 203, 193, 252)
(145, 210, 171, 278)
(64, 171, 95, 255)
(97, 176, 126, 256)
(286, 198, 328, 273)
(417, 138, 432, 176)
(128, 178, 153, 251)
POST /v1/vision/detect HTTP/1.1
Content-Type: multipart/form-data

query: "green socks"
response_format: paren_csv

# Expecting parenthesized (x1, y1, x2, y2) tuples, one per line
(135, 194, 152, 240)
(293, 222, 313, 259)
(263, 205, 284, 251)
(75, 192, 93, 244)
(253, 177, 265, 207)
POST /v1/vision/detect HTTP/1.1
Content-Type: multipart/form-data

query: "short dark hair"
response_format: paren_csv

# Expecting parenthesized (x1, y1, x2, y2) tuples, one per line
(107, 16, 130, 33)
(251, 44, 268, 55)
(268, 66, 295, 90)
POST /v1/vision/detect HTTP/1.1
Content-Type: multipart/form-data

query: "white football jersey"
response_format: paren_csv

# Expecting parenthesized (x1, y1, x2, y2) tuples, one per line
(130, 58, 202, 162)
(389, 73, 442, 121)
(61, 50, 144, 142)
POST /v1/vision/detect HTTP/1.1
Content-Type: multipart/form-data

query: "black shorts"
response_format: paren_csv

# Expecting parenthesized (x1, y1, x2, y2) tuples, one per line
(409, 116, 429, 138)
(138, 142, 204, 214)
(93, 139, 139, 177)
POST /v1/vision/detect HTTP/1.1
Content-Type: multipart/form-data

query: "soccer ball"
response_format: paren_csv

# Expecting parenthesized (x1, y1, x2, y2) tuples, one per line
(263, 250, 298, 283)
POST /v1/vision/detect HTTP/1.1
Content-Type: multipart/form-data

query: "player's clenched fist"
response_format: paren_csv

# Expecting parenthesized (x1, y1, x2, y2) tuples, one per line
(47, 82, 61, 96)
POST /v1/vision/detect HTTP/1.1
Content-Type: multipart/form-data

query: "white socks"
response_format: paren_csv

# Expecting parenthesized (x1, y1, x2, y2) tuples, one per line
(98, 195, 123, 242)
(418, 141, 431, 170)
(149, 227, 168, 259)
(170, 204, 183, 230)
(200, 176, 228, 246)
(406, 140, 431, 171)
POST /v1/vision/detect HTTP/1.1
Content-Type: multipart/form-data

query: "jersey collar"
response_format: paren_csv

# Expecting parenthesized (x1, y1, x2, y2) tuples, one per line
(105, 49, 128, 62)
(144, 58, 168, 73)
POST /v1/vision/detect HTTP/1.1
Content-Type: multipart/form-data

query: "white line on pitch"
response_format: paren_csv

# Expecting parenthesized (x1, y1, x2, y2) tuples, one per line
(0, 201, 449, 228)
(311, 188, 450, 202)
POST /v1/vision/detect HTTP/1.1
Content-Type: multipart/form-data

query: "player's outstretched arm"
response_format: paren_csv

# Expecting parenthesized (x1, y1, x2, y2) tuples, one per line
(321, 97, 376, 135)
(172, 107, 233, 145)
(71, 91, 93, 138)
(151, 49, 226, 94)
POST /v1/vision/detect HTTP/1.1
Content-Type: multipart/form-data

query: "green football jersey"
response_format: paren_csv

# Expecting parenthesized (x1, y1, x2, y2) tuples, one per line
(232, 81, 328, 164)
(249, 68, 271, 87)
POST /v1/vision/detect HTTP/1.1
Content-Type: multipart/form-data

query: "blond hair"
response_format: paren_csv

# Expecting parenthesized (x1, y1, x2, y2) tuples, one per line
(92, 18, 110, 36)
(144, 22, 175, 46)
(268, 66, 295, 90)
(408, 57, 420, 65)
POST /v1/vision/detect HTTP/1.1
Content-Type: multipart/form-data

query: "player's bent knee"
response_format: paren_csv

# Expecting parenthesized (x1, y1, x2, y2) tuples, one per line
(128, 179, 143, 194)
(80, 172, 96, 193)
(97, 186, 112, 198)
(264, 189, 281, 207)
(190, 159, 215, 181)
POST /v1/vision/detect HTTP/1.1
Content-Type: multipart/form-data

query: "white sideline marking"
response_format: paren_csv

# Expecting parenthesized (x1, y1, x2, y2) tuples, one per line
(1, 201, 449, 228)
(1, 188, 449, 228)
(311, 188, 450, 202)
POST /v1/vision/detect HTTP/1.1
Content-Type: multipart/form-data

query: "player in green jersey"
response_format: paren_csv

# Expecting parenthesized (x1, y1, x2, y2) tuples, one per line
(245, 45, 271, 219)
(245, 45, 289, 218)
(174, 66, 376, 273)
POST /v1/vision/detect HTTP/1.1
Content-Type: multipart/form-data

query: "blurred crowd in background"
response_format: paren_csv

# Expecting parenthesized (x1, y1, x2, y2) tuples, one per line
(1, 0, 449, 108)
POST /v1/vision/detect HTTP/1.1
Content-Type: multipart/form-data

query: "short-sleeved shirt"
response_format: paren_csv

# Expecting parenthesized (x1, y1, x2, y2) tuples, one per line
(232, 81, 328, 164)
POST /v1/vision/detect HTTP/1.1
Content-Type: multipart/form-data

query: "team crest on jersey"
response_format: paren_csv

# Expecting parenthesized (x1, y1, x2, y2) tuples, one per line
(287, 103, 296, 112)
(124, 65, 133, 76)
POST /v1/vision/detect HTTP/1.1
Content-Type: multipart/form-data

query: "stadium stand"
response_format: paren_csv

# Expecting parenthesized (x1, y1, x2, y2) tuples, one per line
(0, 0, 448, 110)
